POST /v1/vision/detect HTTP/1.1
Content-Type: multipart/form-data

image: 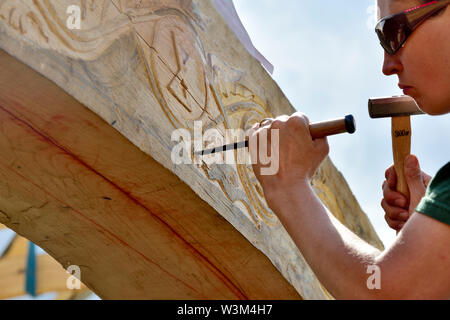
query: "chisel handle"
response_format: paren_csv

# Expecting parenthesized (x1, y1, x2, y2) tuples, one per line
(309, 115, 356, 139)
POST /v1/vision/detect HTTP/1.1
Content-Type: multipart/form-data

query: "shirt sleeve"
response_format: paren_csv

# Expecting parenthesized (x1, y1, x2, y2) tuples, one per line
(415, 162, 450, 226)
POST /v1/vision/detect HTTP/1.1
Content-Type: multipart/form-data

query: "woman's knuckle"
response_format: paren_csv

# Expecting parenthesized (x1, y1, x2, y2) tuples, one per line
(295, 111, 309, 120)
(385, 217, 393, 227)
(389, 210, 399, 220)
(406, 166, 421, 179)
(270, 119, 284, 129)
(286, 115, 300, 124)
(385, 166, 393, 179)
(290, 112, 309, 124)
(384, 190, 396, 203)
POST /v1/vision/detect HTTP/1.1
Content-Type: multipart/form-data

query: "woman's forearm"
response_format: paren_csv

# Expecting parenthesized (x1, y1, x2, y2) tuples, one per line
(266, 180, 382, 299)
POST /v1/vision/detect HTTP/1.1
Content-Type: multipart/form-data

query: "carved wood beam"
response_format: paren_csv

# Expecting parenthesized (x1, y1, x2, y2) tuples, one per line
(0, 0, 383, 299)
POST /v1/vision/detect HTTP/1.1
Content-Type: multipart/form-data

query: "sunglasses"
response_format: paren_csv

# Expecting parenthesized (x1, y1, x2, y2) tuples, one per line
(375, 0, 450, 55)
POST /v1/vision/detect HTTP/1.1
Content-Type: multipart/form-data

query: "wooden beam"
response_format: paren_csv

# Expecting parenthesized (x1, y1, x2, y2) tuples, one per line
(0, 0, 383, 299)
(0, 49, 301, 299)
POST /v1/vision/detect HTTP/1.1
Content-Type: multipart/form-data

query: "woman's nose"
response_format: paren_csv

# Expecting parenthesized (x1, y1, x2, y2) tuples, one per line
(382, 51, 403, 76)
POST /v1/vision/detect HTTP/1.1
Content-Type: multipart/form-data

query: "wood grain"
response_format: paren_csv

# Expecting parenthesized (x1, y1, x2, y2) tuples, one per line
(0, 0, 383, 299)
(0, 49, 301, 299)
(391, 116, 411, 201)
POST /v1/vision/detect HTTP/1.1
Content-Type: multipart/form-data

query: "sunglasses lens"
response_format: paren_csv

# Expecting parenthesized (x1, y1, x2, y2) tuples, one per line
(375, 16, 407, 55)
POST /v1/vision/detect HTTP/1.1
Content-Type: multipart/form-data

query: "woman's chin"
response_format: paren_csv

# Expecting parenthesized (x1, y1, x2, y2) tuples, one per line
(416, 98, 450, 116)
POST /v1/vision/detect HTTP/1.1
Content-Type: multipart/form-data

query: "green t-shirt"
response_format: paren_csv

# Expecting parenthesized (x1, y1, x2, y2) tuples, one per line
(416, 162, 450, 226)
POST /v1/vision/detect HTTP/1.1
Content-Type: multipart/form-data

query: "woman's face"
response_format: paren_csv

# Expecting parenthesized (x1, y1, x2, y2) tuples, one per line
(377, 0, 450, 115)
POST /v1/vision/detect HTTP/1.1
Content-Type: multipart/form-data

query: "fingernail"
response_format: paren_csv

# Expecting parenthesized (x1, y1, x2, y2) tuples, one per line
(399, 212, 409, 220)
(395, 199, 406, 207)
(406, 155, 418, 169)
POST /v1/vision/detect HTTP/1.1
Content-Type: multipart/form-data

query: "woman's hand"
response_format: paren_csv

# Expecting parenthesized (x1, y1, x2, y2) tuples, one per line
(247, 113, 329, 206)
(381, 155, 432, 231)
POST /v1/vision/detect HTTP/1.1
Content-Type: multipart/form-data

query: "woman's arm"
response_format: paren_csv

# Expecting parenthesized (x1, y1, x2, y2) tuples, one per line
(266, 180, 450, 299)
(249, 113, 450, 299)
(266, 180, 382, 299)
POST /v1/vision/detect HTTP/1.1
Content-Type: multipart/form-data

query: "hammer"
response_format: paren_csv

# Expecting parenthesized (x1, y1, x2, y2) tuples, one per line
(368, 95, 425, 201)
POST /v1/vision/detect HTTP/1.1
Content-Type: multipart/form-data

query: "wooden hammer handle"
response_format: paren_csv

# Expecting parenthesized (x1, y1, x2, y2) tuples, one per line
(391, 116, 411, 201)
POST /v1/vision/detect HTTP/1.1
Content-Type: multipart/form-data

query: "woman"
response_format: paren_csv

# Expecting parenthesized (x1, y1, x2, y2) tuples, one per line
(248, 0, 449, 299)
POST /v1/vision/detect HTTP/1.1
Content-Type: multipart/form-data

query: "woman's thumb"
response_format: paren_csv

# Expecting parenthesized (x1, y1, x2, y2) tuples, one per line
(404, 155, 426, 204)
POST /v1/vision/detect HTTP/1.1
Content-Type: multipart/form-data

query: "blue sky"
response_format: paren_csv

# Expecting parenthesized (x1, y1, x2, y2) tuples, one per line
(233, 0, 449, 247)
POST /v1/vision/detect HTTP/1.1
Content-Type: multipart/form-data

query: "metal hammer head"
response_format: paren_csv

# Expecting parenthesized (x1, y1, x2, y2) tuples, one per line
(368, 95, 425, 119)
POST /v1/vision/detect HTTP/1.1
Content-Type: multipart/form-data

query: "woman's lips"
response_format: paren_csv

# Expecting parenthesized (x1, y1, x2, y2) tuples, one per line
(403, 87, 413, 95)
(399, 84, 413, 95)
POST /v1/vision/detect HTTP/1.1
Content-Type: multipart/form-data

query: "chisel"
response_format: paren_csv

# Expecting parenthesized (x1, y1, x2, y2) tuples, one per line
(194, 115, 356, 156)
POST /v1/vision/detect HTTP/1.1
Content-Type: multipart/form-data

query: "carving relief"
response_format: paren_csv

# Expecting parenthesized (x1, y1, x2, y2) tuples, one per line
(135, 14, 215, 131)
(0, 1, 278, 230)
(133, 11, 277, 229)
(0, 0, 129, 59)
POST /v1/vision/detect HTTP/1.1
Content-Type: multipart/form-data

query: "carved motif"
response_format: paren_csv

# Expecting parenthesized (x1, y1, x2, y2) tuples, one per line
(0, 0, 128, 59)
(133, 10, 278, 228)
(0, 1, 278, 229)
(0, 2, 48, 42)
(138, 14, 213, 130)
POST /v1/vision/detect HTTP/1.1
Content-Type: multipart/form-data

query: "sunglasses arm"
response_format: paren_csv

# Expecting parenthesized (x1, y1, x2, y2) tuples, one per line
(406, 0, 450, 29)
